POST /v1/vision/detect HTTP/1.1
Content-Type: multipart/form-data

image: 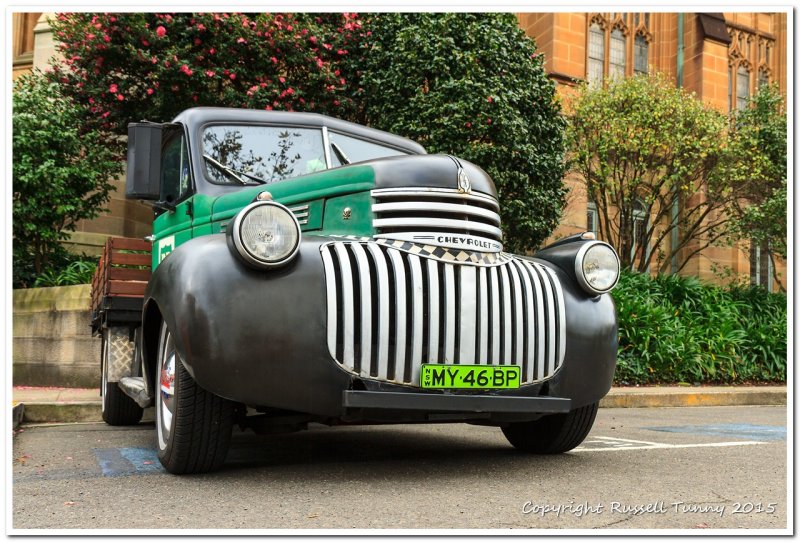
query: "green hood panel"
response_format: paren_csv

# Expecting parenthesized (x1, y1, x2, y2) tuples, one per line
(211, 164, 375, 223)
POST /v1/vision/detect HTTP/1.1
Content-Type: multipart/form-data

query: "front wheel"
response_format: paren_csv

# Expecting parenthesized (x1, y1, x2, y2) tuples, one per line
(501, 402, 599, 454)
(155, 321, 235, 474)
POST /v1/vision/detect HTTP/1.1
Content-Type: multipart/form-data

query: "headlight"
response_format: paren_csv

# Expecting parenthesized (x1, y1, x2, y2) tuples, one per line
(574, 241, 620, 295)
(229, 201, 301, 269)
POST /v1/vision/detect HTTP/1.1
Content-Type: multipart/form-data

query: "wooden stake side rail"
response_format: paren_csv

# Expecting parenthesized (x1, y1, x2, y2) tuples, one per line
(90, 237, 152, 315)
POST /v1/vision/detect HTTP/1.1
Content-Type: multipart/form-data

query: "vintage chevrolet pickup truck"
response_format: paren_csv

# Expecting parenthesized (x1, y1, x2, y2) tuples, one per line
(90, 107, 620, 474)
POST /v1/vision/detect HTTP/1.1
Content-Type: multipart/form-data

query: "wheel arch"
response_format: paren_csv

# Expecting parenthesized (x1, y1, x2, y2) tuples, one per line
(141, 298, 164, 398)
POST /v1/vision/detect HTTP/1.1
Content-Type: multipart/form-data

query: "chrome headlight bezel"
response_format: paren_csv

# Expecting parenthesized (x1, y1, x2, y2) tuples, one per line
(574, 241, 620, 295)
(229, 201, 301, 269)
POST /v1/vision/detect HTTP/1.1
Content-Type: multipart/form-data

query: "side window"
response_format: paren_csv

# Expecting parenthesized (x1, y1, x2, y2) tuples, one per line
(329, 132, 410, 167)
(160, 134, 191, 203)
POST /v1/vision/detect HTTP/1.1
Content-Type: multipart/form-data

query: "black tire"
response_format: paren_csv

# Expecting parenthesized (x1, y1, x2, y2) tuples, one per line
(101, 328, 144, 426)
(502, 401, 599, 454)
(155, 321, 235, 474)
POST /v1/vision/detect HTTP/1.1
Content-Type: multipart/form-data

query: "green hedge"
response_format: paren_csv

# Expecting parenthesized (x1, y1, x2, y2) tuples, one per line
(612, 271, 786, 385)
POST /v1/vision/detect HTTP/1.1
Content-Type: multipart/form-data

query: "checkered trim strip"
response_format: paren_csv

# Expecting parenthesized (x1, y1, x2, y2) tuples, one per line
(323, 236, 512, 266)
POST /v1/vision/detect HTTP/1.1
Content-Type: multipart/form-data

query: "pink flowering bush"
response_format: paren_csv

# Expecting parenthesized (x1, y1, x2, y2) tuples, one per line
(50, 13, 362, 137)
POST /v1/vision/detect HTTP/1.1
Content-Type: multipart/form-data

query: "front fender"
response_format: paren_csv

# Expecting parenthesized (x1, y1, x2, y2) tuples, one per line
(142, 234, 353, 417)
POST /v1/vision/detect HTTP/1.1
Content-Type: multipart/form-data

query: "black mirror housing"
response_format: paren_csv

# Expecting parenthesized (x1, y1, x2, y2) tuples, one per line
(126, 122, 162, 200)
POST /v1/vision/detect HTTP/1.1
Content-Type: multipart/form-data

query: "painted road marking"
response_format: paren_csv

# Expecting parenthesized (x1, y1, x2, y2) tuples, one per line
(573, 436, 768, 453)
(644, 423, 786, 442)
(93, 447, 164, 477)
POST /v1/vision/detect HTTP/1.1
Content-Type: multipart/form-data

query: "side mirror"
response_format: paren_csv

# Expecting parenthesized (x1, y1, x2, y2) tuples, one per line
(125, 122, 162, 200)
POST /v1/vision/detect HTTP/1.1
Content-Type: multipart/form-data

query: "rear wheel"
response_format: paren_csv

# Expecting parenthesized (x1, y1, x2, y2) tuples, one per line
(156, 321, 235, 474)
(101, 327, 144, 426)
(502, 401, 599, 454)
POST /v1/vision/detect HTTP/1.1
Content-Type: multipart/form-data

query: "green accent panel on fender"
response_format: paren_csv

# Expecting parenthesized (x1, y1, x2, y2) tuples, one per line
(211, 164, 376, 223)
(189, 194, 215, 230)
(322, 191, 374, 237)
(295, 199, 324, 231)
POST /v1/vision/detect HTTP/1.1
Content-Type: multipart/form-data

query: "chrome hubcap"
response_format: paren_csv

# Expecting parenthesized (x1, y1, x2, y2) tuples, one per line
(156, 329, 177, 450)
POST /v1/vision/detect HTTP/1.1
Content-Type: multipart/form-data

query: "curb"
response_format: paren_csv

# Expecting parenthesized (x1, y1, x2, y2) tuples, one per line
(600, 388, 787, 409)
(12, 387, 786, 425)
(20, 402, 104, 424)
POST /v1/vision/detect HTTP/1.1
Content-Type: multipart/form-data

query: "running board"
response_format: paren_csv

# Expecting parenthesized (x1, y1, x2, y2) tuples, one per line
(119, 376, 153, 408)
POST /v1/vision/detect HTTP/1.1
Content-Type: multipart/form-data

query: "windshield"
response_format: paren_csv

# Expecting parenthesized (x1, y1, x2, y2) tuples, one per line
(201, 124, 327, 185)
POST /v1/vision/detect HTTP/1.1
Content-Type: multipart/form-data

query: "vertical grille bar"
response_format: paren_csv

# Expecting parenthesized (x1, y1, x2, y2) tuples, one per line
(520, 260, 546, 381)
(508, 262, 525, 366)
(426, 259, 440, 363)
(443, 264, 457, 363)
(320, 247, 338, 360)
(332, 243, 355, 367)
(350, 243, 372, 377)
(478, 267, 489, 365)
(387, 249, 407, 382)
(544, 266, 567, 368)
(532, 263, 557, 376)
(408, 256, 424, 384)
(365, 244, 390, 379)
(499, 265, 513, 365)
(489, 267, 501, 364)
(458, 266, 477, 364)
(511, 260, 536, 383)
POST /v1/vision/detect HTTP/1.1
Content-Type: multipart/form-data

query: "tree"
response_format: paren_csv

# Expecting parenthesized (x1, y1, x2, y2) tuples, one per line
(354, 13, 567, 252)
(13, 72, 120, 287)
(729, 84, 787, 268)
(49, 13, 363, 139)
(567, 73, 750, 273)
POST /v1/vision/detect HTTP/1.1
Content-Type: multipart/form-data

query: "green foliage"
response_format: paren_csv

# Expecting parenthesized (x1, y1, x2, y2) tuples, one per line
(729, 84, 787, 260)
(612, 271, 786, 384)
(49, 13, 363, 139)
(13, 72, 120, 288)
(567, 74, 754, 274)
(33, 258, 98, 287)
(355, 13, 566, 252)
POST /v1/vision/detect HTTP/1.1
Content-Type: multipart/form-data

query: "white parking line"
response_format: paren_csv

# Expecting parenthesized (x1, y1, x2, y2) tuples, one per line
(573, 436, 768, 453)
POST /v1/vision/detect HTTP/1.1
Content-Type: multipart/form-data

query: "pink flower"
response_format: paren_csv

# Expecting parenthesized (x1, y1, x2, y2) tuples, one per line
(141, 39, 149, 47)
(146, 88, 154, 95)
(237, 37, 246, 44)
(279, 76, 285, 83)
(487, 119, 492, 124)
(271, 57, 278, 64)
(309, 36, 317, 44)
(209, 48, 216, 55)
(88, 97, 95, 104)
(194, 38, 202, 46)
(116, 94, 124, 101)
(205, 70, 215, 77)
(180, 64, 193, 76)
(156, 26, 166, 38)
(109, 83, 118, 93)
(337, 49, 345, 55)
(197, 23, 206, 31)
(465, 122, 471, 128)
(487, 96, 493, 103)
(229, 73, 236, 80)
(103, 35, 110, 42)
(286, 87, 294, 95)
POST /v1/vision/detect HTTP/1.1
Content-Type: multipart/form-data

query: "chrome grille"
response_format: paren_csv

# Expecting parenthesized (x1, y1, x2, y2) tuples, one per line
(371, 188, 503, 252)
(320, 241, 566, 385)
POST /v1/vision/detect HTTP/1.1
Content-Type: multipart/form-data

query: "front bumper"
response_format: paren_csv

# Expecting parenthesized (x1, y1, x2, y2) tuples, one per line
(143, 234, 617, 422)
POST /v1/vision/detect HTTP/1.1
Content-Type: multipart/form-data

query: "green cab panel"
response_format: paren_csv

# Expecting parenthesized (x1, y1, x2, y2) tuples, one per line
(151, 199, 193, 269)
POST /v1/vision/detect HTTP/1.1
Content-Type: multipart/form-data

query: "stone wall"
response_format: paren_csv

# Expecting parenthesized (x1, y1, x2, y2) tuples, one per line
(13, 285, 99, 388)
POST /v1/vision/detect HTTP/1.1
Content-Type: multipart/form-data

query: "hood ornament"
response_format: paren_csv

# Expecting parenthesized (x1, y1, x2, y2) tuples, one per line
(457, 167, 472, 194)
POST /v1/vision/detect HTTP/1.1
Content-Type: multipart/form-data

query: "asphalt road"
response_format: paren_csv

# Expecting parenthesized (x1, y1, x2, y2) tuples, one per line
(12, 405, 787, 531)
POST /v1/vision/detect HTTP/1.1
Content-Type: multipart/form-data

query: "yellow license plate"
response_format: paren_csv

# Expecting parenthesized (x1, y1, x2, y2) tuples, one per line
(420, 364, 521, 389)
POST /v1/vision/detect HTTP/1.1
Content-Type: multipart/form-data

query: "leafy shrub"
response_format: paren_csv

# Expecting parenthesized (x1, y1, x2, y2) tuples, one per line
(612, 271, 786, 384)
(356, 13, 566, 252)
(33, 258, 98, 288)
(13, 72, 119, 288)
